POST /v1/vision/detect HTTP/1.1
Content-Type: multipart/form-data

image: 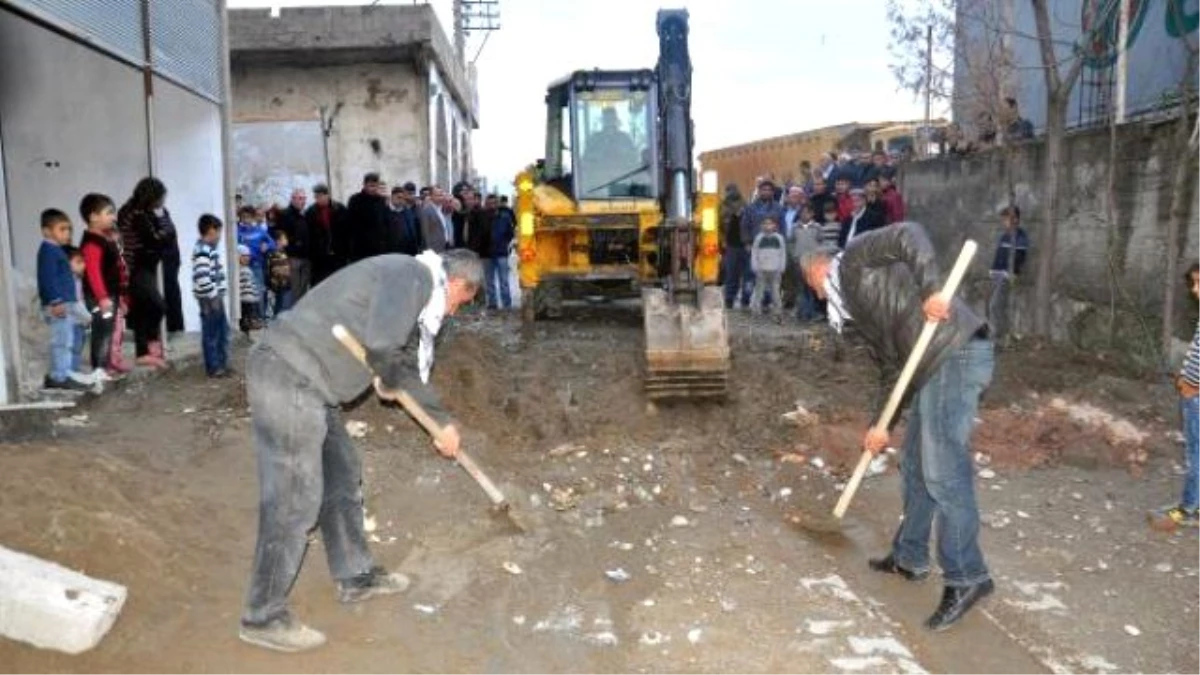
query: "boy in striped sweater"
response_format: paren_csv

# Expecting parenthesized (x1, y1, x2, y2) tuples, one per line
(1152, 262, 1200, 530)
(192, 214, 230, 378)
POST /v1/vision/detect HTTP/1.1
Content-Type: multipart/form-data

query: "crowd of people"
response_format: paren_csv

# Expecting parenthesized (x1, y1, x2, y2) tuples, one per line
(232, 175, 517, 330)
(720, 149, 908, 321)
(33, 172, 518, 389)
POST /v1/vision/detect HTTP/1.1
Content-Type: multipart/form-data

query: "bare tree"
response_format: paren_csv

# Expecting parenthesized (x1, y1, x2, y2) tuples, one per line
(886, 0, 957, 104)
(1028, 0, 1088, 336)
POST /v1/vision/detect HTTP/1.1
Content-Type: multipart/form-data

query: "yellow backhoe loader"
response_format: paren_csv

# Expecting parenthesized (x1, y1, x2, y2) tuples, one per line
(512, 8, 729, 400)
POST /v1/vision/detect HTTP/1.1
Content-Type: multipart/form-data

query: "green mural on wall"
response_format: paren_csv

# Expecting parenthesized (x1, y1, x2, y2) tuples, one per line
(1081, 0, 1198, 69)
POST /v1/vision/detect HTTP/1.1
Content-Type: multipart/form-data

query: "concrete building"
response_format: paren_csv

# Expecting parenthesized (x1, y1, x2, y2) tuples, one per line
(953, 0, 1199, 134)
(0, 0, 233, 405)
(228, 4, 480, 206)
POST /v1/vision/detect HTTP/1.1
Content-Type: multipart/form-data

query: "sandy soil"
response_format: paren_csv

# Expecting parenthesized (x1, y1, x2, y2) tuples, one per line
(0, 306, 1195, 673)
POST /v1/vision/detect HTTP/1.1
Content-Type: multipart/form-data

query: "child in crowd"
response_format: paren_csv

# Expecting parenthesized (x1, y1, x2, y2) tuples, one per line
(1151, 263, 1200, 530)
(36, 209, 91, 391)
(62, 246, 96, 380)
(79, 193, 131, 376)
(750, 216, 786, 317)
(792, 204, 824, 323)
(238, 244, 263, 338)
(236, 205, 275, 319)
(819, 201, 842, 249)
(267, 229, 291, 319)
(193, 214, 230, 378)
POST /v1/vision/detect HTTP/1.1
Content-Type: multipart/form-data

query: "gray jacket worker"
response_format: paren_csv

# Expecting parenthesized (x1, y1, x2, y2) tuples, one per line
(800, 222, 995, 633)
(239, 250, 482, 653)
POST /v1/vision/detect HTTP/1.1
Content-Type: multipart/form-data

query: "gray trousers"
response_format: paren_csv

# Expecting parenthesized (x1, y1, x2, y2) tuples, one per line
(242, 343, 373, 625)
(290, 258, 313, 302)
(986, 272, 1012, 340)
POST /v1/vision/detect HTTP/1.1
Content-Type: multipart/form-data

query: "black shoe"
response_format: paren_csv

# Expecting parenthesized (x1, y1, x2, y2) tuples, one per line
(868, 554, 929, 582)
(337, 566, 411, 604)
(925, 580, 995, 631)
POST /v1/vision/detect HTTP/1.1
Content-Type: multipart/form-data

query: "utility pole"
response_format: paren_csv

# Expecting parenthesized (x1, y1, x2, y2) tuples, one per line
(923, 23, 933, 157)
(452, 0, 466, 65)
(1115, 0, 1130, 122)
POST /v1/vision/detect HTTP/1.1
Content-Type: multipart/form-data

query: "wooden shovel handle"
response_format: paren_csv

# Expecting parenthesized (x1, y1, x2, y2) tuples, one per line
(832, 240, 978, 519)
(331, 324, 508, 507)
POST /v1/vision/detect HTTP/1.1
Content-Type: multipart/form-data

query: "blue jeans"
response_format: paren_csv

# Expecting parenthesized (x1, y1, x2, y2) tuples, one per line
(44, 311, 74, 382)
(199, 297, 229, 375)
(242, 343, 374, 625)
(722, 248, 753, 308)
(72, 324, 87, 372)
(484, 257, 512, 309)
(891, 338, 995, 587)
(1181, 395, 1199, 510)
(272, 288, 292, 319)
(796, 281, 820, 321)
(253, 265, 269, 317)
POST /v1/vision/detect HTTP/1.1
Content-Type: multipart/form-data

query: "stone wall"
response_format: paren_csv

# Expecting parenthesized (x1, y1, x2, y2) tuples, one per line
(899, 117, 1198, 361)
(232, 62, 428, 199)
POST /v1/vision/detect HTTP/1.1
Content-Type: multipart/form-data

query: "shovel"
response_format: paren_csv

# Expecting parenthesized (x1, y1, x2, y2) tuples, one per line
(799, 239, 979, 535)
(331, 324, 527, 533)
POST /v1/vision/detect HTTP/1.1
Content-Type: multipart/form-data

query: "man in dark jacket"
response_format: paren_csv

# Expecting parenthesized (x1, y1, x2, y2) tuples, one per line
(304, 184, 348, 285)
(345, 173, 390, 263)
(800, 223, 995, 632)
(719, 183, 749, 309)
(278, 188, 312, 303)
(462, 191, 491, 261)
(387, 186, 423, 255)
(239, 250, 484, 653)
(481, 194, 513, 309)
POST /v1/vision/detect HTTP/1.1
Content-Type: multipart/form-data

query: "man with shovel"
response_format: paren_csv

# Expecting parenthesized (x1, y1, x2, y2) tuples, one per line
(239, 249, 483, 652)
(801, 222, 995, 632)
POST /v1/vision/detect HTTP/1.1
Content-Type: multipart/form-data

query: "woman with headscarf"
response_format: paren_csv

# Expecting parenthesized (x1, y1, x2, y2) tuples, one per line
(117, 177, 170, 369)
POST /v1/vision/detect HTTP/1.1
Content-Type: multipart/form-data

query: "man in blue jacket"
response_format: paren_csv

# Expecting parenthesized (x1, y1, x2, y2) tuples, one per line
(987, 205, 1030, 343)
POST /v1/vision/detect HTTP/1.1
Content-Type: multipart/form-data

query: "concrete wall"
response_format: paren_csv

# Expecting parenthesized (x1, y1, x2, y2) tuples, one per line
(899, 116, 1199, 355)
(0, 7, 228, 399)
(152, 76, 227, 334)
(231, 61, 427, 200)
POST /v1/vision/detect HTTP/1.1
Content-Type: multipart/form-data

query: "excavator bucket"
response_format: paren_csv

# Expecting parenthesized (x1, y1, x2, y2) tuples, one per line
(642, 286, 730, 400)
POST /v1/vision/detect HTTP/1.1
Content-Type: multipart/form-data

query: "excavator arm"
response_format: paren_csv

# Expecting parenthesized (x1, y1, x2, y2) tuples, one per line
(642, 8, 730, 401)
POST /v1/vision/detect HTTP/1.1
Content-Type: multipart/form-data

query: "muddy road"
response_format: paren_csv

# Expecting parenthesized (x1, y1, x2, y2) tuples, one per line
(0, 306, 1196, 673)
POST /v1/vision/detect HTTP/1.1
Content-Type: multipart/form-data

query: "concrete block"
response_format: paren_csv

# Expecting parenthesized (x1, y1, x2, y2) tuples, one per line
(0, 545, 127, 654)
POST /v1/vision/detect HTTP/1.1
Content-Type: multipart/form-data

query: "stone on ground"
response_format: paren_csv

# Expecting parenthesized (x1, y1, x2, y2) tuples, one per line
(0, 545, 127, 654)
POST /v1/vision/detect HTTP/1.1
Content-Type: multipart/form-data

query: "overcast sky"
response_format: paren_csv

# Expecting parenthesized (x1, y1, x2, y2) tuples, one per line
(228, 0, 935, 190)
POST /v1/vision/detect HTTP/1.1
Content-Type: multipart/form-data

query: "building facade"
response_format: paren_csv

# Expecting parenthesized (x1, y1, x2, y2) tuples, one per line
(953, 0, 1199, 134)
(699, 122, 914, 196)
(0, 0, 233, 404)
(228, 4, 479, 206)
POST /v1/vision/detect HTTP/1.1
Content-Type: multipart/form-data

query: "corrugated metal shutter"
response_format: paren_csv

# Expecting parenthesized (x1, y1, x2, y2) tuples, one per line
(5, 0, 144, 63)
(149, 0, 222, 102)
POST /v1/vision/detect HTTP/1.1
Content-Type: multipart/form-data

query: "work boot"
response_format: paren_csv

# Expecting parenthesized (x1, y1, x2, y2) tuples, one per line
(1148, 505, 1200, 530)
(239, 615, 326, 653)
(868, 554, 929, 582)
(337, 566, 411, 604)
(924, 580, 995, 632)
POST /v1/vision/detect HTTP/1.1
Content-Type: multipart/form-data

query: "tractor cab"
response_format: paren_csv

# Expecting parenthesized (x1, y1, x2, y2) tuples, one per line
(543, 70, 660, 201)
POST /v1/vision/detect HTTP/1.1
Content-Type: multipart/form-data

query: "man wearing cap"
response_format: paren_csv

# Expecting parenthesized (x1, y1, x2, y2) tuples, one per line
(304, 183, 348, 285)
(239, 249, 484, 652)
